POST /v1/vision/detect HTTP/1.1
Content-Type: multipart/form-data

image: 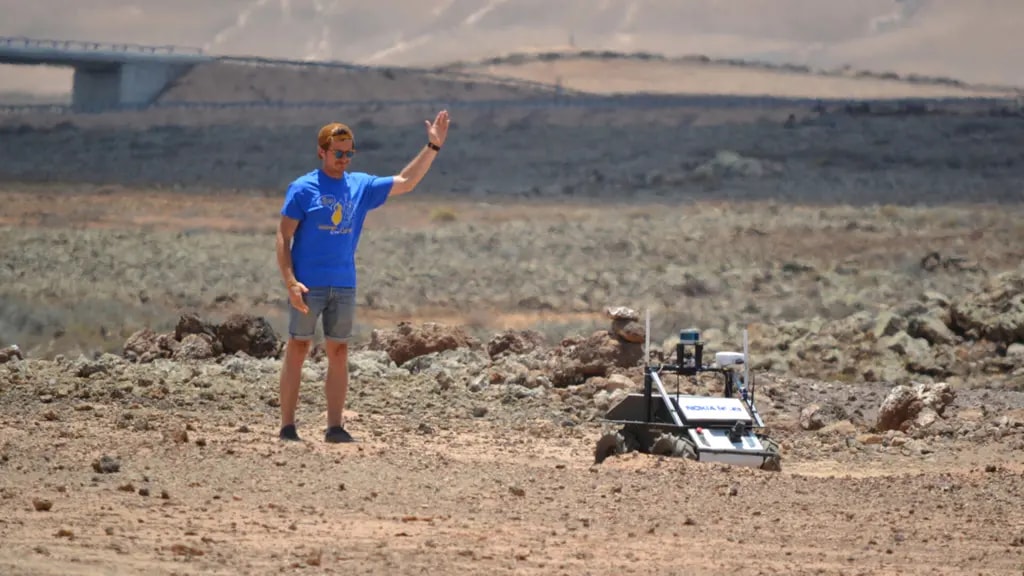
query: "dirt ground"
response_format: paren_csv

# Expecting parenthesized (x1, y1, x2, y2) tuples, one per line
(1, 187, 1023, 576)
(1, 405, 1023, 576)
(1, 42, 1023, 573)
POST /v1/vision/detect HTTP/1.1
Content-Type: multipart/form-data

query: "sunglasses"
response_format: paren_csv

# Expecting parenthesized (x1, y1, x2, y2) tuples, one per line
(331, 150, 355, 159)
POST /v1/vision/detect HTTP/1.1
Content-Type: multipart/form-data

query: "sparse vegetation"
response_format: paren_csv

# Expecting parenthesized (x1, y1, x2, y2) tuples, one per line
(429, 207, 458, 223)
(1, 196, 1020, 371)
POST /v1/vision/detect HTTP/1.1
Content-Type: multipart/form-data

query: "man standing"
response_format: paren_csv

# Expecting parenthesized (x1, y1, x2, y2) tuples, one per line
(275, 110, 450, 443)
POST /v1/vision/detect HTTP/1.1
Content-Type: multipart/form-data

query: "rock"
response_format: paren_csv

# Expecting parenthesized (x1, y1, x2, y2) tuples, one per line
(123, 329, 178, 363)
(174, 312, 218, 342)
(915, 408, 940, 429)
(877, 331, 931, 361)
(917, 381, 956, 414)
(801, 403, 848, 431)
(922, 291, 951, 308)
(486, 329, 545, 359)
(611, 318, 645, 343)
(864, 331, 932, 379)
(91, 455, 121, 474)
(857, 433, 884, 445)
(123, 313, 276, 362)
(908, 313, 956, 346)
(950, 271, 1024, 343)
(368, 322, 479, 366)
(217, 314, 280, 359)
(817, 420, 857, 437)
(876, 382, 955, 432)
(72, 357, 107, 378)
(692, 150, 779, 180)
(547, 330, 644, 387)
(605, 306, 639, 321)
(0, 345, 23, 364)
(799, 404, 827, 431)
(348, 351, 397, 379)
(872, 311, 905, 339)
(608, 388, 629, 407)
(172, 333, 218, 361)
(605, 373, 635, 391)
(902, 438, 932, 456)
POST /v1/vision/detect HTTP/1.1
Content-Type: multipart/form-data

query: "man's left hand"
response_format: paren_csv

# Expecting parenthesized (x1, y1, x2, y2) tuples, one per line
(425, 110, 450, 148)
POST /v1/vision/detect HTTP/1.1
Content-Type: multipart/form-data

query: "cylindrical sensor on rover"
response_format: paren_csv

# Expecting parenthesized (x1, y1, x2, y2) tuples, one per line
(677, 328, 703, 368)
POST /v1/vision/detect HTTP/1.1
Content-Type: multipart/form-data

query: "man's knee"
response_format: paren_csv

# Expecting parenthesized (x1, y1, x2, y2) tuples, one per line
(325, 340, 348, 363)
(286, 338, 313, 360)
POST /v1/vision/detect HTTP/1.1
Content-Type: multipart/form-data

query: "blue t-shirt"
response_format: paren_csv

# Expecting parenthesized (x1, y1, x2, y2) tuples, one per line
(281, 169, 394, 288)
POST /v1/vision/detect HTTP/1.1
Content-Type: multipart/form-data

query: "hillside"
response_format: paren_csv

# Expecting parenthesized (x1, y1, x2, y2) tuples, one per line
(1, 0, 1022, 99)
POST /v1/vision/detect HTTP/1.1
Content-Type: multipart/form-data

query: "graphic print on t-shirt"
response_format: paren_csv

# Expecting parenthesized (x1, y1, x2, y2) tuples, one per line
(317, 194, 352, 235)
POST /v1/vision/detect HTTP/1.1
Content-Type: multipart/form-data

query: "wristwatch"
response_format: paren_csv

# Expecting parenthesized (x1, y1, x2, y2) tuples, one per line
(427, 142, 441, 152)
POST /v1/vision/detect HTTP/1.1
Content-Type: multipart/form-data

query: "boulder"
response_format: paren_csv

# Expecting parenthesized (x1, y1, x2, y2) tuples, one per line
(611, 318, 645, 343)
(172, 333, 219, 361)
(605, 306, 639, 321)
(175, 312, 218, 342)
(368, 322, 479, 366)
(0, 345, 23, 364)
(217, 314, 281, 359)
(486, 329, 546, 359)
(876, 382, 955, 432)
(547, 329, 644, 387)
(908, 313, 956, 346)
(123, 328, 179, 363)
(123, 313, 281, 363)
(951, 271, 1024, 343)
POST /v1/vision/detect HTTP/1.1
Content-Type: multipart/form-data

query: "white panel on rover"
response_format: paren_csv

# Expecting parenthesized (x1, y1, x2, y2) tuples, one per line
(674, 396, 753, 423)
(688, 427, 765, 452)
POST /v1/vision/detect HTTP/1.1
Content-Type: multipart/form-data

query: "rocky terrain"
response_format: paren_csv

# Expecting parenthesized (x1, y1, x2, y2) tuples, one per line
(1, 303, 1024, 575)
(2, 187, 1022, 387)
(1, 26, 1024, 574)
(2, 65, 1022, 202)
(1, 185, 1023, 574)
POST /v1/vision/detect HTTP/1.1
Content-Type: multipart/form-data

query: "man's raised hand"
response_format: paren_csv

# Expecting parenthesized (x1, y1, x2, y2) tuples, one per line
(426, 110, 450, 148)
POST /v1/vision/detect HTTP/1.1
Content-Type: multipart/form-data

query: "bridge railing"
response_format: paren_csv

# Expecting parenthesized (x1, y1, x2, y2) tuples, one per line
(0, 93, 1017, 117)
(0, 36, 204, 56)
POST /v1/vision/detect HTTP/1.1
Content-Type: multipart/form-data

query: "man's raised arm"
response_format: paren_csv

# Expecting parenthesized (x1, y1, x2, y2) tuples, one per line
(391, 110, 450, 196)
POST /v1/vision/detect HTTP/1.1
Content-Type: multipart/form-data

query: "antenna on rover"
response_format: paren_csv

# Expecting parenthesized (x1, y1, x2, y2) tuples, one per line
(743, 327, 751, 394)
(644, 308, 650, 364)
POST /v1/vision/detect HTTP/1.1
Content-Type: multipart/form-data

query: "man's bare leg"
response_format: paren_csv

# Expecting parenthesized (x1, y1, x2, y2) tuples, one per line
(324, 340, 349, 427)
(279, 338, 311, 432)
(324, 340, 353, 442)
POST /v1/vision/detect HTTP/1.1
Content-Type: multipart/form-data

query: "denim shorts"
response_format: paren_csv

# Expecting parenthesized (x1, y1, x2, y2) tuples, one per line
(288, 286, 356, 342)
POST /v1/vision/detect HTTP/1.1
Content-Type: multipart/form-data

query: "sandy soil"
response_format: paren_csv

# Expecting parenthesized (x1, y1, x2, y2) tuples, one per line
(1, 405, 1022, 576)
(456, 57, 1015, 99)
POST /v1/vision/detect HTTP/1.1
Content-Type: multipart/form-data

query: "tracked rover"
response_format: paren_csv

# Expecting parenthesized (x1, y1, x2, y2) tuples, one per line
(594, 314, 781, 471)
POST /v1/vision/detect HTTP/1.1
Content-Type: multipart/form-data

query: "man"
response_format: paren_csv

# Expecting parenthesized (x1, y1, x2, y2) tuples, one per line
(275, 110, 450, 443)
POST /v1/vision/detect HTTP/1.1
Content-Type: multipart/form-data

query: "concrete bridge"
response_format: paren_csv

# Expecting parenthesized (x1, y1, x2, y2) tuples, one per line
(0, 36, 212, 111)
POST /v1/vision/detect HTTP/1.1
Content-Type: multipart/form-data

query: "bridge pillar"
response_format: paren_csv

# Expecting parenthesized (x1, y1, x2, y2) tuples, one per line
(71, 61, 192, 111)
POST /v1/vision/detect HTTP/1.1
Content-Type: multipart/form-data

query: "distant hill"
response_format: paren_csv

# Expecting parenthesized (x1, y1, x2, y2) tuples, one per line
(1, 0, 1021, 98)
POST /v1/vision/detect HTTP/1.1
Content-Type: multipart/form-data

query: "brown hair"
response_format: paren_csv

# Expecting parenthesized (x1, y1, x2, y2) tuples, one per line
(317, 122, 355, 150)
